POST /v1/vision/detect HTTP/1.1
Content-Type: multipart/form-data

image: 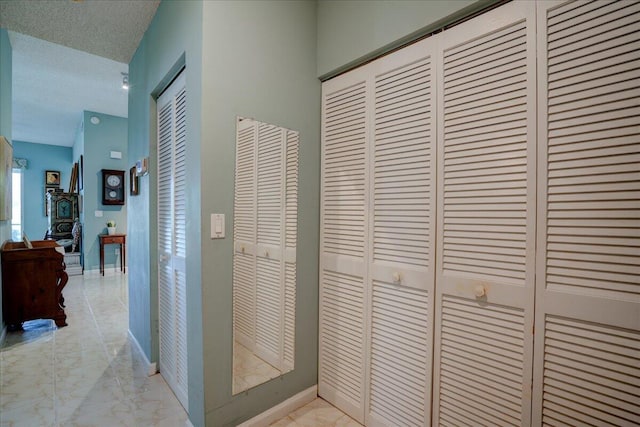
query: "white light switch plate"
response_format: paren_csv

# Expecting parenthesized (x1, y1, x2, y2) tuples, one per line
(211, 214, 225, 239)
(95, 210, 103, 217)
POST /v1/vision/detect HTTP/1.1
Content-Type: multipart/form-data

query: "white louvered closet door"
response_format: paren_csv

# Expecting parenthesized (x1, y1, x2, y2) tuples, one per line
(433, 2, 537, 425)
(233, 119, 257, 351)
(255, 123, 285, 369)
(365, 38, 436, 427)
(533, 1, 640, 425)
(320, 66, 370, 423)
(157, 70, 188, 410)
(283, 129, 299, 372)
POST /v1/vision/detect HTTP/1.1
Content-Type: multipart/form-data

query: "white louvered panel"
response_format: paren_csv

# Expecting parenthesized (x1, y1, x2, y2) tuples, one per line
(369, 281, 429, 427)
(174, 269, 188, 405)
(533, 2, 640, 425)
(438, 296, 525, 426)
(319, 269, 366, 410)
(257, 123, 283, 247)
(157, 102, 173, 255)
(157, 71, 188, 410)
(286, 130, 299, 248)
(435, 3, 536, 426)
(255, 256, 281, 367)
(158, 263, 176, 381)
(542, 316, 640, 426)
(322, 82, 367, 258)
(173, 88, 187, 258)
(545, 0, 640, 302)
(442, 20, 529, 286)
(284, 261, 296, 370)
(373, 56, 431, 269)
(234, 123, 256, 244)
(233, 252, 255, 346)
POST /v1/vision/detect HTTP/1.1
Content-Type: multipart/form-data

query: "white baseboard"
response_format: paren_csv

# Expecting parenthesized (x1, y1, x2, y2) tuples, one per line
(128, 329, 158, 376)
(237, 385, 318, 427)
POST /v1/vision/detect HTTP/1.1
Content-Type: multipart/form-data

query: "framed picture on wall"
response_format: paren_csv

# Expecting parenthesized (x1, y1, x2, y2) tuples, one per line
(45, 170, 61, 187)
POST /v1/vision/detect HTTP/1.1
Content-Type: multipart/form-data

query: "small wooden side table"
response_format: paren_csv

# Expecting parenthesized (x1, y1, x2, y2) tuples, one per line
(99, 234, 126, 276)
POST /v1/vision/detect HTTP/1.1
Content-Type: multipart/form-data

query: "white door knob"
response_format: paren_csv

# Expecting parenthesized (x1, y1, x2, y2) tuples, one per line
(392, 272, 401, 283)
(474, 284, 486, 298)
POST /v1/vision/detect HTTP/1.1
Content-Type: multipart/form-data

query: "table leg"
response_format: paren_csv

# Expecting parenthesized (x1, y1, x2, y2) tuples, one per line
(121, 243, 125, 273)
(100, 242, 104, 276)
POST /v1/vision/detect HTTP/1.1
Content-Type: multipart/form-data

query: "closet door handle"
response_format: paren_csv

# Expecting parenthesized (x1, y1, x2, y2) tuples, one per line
(392, 271, 402, 284)
(474, 284, 486, 298)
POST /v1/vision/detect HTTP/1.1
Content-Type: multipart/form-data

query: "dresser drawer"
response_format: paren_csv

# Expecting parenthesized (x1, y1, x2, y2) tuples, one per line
(101, 235, 124, 244)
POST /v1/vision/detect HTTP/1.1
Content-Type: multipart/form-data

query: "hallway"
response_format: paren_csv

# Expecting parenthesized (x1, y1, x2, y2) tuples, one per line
(0, 273, 188, 426)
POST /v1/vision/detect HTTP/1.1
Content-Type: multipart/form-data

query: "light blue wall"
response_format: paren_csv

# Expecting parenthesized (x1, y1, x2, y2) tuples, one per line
(0, 29, 11, 141)
(317, 0, 485, 78)
(128, 1, 204, 425)
(12, 141, 73, 240)
(0, 28, 12, 339)
(200, 2, 319, 425)
(81, 111, 127, 272)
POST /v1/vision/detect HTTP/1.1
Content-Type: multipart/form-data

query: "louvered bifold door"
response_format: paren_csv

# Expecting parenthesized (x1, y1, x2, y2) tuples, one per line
(255, 123, 285, 369)
(365, 38, 436, 427)
(283, 129, 299, 372)
(233, 119, 257, 351)
(157, 70, 188, 409)
(319, 66, 371, 423)
(533, 1, 640, 425)
(433, 2, 537, 425)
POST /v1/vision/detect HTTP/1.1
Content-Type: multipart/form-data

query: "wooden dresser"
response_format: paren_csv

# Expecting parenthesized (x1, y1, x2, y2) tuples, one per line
(1, 240, 68, 328)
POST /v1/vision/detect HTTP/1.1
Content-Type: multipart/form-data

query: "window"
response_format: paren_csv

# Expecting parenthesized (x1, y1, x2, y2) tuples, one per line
(11, 169, 22, 241)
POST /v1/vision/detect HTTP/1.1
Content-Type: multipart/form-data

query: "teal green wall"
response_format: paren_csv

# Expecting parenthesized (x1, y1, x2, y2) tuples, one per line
(317, 0, 482, 78)
(12, 141, 73, 239)
(127, 1, 204, 425)
(0, 28, 12, 339)
(200, 2, 319, 425)
(0, 29, 11, 141)
(82, 111, 128, 272)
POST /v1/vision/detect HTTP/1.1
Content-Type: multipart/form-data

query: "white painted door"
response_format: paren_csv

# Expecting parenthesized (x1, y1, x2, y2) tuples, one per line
(320, 37, 436, 426)
(433, 2, 537, 425)
(533, 1, 640, 424)
(157, 69, 188, 409)
(320, 67, 370, 423)
(365, 38, 436, 427)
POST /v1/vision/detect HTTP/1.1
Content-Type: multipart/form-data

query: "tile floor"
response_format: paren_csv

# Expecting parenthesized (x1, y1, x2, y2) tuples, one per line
(1, 273, 356, 427)
(0, 273, 187, 427)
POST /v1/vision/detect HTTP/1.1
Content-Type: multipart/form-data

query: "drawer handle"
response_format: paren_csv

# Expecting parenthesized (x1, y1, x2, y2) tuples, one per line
(392, 271, 401, 283)
(474, 284, 486, 298)
(241, 246, 245, 253)
(265, 250, 270, 258)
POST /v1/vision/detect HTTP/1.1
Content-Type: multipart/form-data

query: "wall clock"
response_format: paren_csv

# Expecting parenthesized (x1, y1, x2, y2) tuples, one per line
(102, 169, 125, 205)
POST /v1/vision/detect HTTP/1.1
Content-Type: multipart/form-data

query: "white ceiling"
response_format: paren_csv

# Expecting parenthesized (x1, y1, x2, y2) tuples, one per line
(0, 0, 160, 147)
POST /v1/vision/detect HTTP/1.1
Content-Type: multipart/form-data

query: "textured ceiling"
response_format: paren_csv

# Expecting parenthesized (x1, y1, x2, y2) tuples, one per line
(0, 0, 160, 147)
(0, 0, 160, 63)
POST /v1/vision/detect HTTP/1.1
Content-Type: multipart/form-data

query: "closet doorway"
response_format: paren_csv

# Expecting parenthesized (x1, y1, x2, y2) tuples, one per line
(156, 69, 188, 410)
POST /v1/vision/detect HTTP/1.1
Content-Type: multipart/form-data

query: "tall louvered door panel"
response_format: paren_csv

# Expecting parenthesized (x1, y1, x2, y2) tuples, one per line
(157, 70, 188, 409)
(233, 119, 257, 351)
(533, 1, 640, 425)
(283, 130, 299, 372)
(433, 2, 537, 425)
(319, 67, 370, 423)
(365, 38, 436, 427)
(255, 123, 285, 369)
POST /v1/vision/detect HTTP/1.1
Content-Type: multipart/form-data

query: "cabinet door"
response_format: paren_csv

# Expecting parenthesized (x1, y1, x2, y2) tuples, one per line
(433, 2, 537, 425)
(533, 1, 640, 424)
(320, 66, 371, 423)
(365, 38, 436, 427)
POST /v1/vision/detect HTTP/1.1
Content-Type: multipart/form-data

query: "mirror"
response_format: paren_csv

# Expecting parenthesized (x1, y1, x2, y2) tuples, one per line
(232, 117, 298, 394)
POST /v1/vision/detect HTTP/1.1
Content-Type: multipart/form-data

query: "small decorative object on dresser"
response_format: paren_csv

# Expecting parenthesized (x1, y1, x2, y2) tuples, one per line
(107, 220, 116, 235)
